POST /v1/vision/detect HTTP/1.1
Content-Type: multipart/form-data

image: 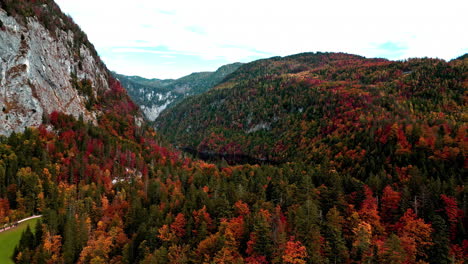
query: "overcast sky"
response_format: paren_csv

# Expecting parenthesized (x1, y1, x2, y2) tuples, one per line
(55, 0, 467, 79)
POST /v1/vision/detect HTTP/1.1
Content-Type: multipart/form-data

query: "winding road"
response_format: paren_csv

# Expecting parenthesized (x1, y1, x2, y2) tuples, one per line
(0, 215, 42, 233)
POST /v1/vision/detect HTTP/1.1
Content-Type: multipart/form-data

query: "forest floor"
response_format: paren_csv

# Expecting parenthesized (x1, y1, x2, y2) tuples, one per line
(0, 217, 41, 264)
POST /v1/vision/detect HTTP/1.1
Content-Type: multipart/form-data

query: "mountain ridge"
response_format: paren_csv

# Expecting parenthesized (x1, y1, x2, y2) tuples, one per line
(113, 62, 243, 121)
(156, 52, 466, 174)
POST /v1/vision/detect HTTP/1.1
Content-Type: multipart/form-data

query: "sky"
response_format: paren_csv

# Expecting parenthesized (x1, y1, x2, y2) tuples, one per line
(55, 0, 468, 79)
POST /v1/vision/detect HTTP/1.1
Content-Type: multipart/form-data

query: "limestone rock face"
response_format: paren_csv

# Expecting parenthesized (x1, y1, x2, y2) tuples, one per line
(0, 8, 109, 135)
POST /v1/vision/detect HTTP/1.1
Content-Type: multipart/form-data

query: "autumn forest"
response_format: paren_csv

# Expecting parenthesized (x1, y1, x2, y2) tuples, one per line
(0, 0, 466, 263)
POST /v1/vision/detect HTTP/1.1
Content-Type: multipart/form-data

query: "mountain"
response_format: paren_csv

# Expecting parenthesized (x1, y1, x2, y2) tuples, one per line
(157, 52, 466, 171)
(1, 1, 466, 263)
(113, 62, 243, 121)
(0, 0, 125, 136)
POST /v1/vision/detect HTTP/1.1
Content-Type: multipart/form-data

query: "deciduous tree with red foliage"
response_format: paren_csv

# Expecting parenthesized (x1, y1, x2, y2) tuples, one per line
(395, 208, 433, 263)
(170, 212, 187, 238)
(157, 224, 175, 242)
(193, 205, 213, 231)
(234, 200, 250, 216)
(0, 198, 10, 225)
(359, 185, 383, 235)
(381, 185, 401, 227)
(245, 255, 268, 264)
(282, 236, 308, 264)
(440, 194, 462, 241)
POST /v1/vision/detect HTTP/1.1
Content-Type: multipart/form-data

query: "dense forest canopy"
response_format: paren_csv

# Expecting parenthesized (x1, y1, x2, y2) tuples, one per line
(4, 53, 466, 263)
(158, 52, 466, 165)
(0, 0, 466, 263)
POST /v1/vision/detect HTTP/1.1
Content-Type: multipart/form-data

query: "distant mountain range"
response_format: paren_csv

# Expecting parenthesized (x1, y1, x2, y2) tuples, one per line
(113, 62, 242, 121)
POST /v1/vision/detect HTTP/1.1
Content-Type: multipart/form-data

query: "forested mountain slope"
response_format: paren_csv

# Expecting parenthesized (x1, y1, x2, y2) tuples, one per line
(0, 1, 466, 263)
(157, 52, 467, 177)
(157, 52, 467, 263)
(114, 62, 242, 121)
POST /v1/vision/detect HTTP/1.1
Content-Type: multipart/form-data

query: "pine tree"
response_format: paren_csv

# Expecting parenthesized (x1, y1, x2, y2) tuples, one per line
(429, 215, 450, 264)
(34, 220, 43, 248)
(323, 207, 349, 264)
(19, 225, 35, 250)
(63, 214, 78, 264)
(252, 215, 273, 259)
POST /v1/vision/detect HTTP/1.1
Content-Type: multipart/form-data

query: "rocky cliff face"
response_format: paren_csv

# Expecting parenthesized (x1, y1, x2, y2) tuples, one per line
(114, 63, 243, 121)
(0, 7, 109, 135)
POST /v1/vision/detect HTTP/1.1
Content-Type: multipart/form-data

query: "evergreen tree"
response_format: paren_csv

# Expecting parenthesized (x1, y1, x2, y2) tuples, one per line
(252, 214, 273, 259)
(323, 207, 349, 264)
(19, 225, 35, 250)
(429, 215, 450, 264)
(34, 220, 43, 248)
(63, 213, 78, 264)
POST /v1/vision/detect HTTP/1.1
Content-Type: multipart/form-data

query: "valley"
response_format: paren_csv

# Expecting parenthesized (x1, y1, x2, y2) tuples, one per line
(0, 0, 466, 264)
(181, 147, 282, 166)
(114, 62, 242, 121)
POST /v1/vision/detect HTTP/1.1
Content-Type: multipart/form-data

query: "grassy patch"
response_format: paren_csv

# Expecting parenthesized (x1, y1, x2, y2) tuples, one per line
(0, 218, 39, 264)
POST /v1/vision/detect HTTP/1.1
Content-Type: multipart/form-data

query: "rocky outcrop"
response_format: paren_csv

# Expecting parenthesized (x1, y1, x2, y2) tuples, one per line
(0, 8, 109, 135)
(114, 62, 242, 122)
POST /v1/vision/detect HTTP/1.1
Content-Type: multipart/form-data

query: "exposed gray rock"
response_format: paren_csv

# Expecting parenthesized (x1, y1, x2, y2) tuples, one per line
(113, 62, 243, 123)
(141, 100, 172, 121)
(0, 8, 109, 136)
(247, 122, 271, 133)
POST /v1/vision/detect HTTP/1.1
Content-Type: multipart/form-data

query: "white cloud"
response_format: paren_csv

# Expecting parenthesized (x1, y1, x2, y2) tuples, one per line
(56, 0, 468, 78)
(111, 48, 199, 56)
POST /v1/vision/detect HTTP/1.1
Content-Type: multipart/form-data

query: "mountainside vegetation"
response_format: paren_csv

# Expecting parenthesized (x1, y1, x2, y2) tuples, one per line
(3, 108, 467, 263)
(114, 63, 242, 121)
(0, 1, 466, 263)
(157, 52, 466, 179)
(3, 51, 465, 263)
